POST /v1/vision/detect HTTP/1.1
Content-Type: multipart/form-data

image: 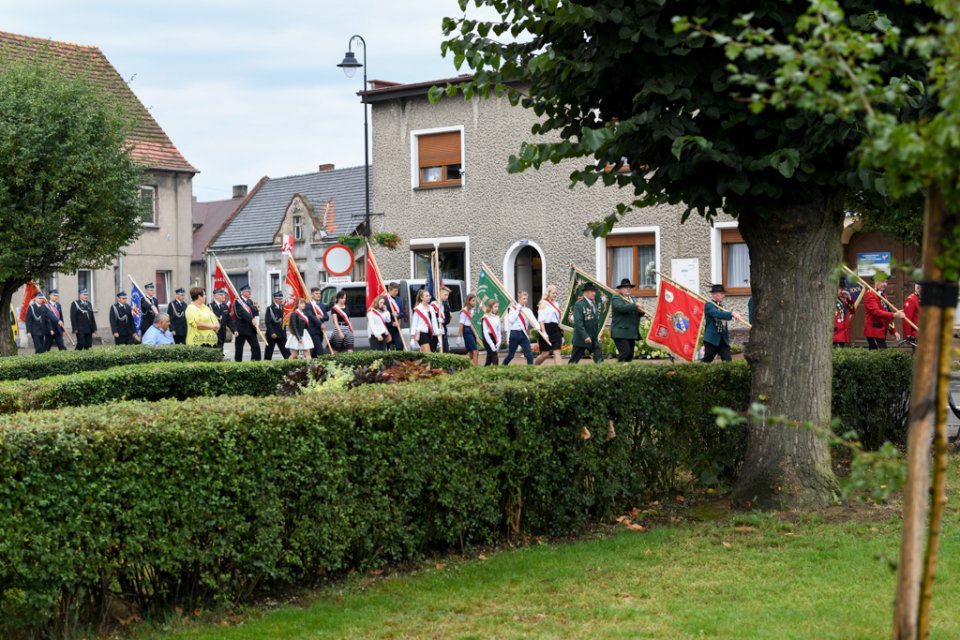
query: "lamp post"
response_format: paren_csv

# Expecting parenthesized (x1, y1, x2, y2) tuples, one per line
(337, 35, 370, 239)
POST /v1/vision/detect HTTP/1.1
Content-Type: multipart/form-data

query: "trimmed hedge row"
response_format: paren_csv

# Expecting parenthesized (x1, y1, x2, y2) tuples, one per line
(0, 352, 471, 414)
(0, 361, 747, 634)
(831, 348, 913, 449)
(0, 345, 223, 381)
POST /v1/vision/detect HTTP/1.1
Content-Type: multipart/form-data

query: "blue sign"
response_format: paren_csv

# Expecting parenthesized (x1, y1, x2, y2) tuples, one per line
(856, 252, 891, 277)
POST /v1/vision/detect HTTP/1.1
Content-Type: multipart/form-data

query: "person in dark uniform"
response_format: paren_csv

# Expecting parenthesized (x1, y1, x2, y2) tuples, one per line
(140, 283, 159, 333)
(610, 278, 646, 362)
(43, 289, 68, 351)
(569, 282, 603, 364)
(233, 284, 261, 361)
(305, 287, 328, 357)
(167, 288, 188, 345)
(263, 291, 289, 360)
(210, 288, 233, 348)
(386, 283, 404, 350)
(432, 286, 453, 353)
(110, 291, 135, 345)
(25, 291, 51, 353)
(702, 284, 744, 362)
(70, 288, 97, 350)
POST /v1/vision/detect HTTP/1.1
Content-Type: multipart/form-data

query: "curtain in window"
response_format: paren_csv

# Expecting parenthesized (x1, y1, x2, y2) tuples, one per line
(637, 245, 656, 287)
(611, 247, 633, 286)
(726, 243, 751, 288)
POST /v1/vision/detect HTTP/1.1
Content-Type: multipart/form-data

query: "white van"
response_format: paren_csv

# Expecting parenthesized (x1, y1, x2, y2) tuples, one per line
(319, 279, 466, 351)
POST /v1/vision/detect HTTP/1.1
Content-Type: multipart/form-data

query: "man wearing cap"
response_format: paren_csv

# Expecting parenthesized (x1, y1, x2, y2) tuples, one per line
(703, 285, 745, 362)
(233, 284, 261, 361)
(305, 286, 328, 357)
(610, 278, 647, 362)
(140, 283, 160, 333)
(833, 278, 856, 348)
(43, 289, 68, 351)
(110, 291, 135, 345)
(569, 282, 603, 364)
(863, 277, 903, 349)
(902, 283, 921, 346)
(167, 288, 189, 345)
(71, 288, 97, 350)
(210, 289, 233, 349)
(264, 290, 289, 360)
(25, 292, 51, 353)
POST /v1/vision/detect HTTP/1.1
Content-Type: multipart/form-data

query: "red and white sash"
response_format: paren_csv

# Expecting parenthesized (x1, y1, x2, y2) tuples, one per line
(414, 307, 435, 335)
(332, 305, 353, 331)
(295, 309, 309, 323)
(483, 315, 500, 349)
(511, 305, 529, 337)
(545, 299, 561, 320)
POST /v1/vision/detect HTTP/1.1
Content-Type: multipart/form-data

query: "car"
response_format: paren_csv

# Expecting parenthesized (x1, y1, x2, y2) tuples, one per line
(319, 279, 466, 351)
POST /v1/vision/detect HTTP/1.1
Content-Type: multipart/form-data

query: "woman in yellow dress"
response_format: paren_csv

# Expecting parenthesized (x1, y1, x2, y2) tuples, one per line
(185, 287, 220, 347)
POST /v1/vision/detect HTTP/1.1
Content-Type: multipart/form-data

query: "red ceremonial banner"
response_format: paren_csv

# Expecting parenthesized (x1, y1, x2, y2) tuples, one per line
(213, 262, 237, 319)
(19, 281, 39, 322)
(365, 244, 387, 310)
(283, 253, 308, 322)
(645, 281, 706, 362)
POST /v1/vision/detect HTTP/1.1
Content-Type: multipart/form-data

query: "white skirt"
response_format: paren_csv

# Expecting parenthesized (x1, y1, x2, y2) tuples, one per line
(285, 332, 314, 351)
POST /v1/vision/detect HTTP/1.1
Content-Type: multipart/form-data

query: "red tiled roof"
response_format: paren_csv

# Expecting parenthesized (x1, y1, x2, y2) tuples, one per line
(192, 196, 246, 261)
(0, 30, 197, 173)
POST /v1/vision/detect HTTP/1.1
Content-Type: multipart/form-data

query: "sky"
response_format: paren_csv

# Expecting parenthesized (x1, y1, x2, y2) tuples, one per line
(1, 0, 490, 200)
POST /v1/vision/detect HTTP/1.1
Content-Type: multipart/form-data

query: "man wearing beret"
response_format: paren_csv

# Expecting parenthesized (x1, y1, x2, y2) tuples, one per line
(71, 288, 97, 350)
(140, 283, 159, 333)
(167, 288, 188, 345)
(233, 284, 261, 361)
(43, 289, 67, 351)
(110, 291, 135, 345)
(210, 288, 233, 349)
(25, 292, 51, 353)
(702, 284, 744, 362)
(264, 290, 289, 360)
(610, 278, 646, 362)
(569, 282, 603, 364)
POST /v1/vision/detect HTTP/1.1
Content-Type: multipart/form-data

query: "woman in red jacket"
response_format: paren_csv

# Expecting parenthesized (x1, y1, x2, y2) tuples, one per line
(902, 283, 921, 345)
(833, 280, 856, 348)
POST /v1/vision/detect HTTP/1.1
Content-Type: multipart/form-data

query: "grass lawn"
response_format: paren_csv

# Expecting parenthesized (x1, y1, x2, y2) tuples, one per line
(139, 460, 960, 640)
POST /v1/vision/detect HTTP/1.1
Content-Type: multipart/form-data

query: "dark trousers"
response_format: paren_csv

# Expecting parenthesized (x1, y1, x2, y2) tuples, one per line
(309, 331, 326, 358)
(703, 341, 732, 362)
(173, 334, 187, 345)
(234, 333, 261, 361)
(484, 343, 499, 366)
(115, 334, 134, 346)
(31, 333, 48, 353)
(502, 330, 533, 365)
(216, 326, 228, 349)
(833, 341, 847, 349)
(441, 334, 450, 353)
(370, 336, 387, 351)
(388, 326, 403, 350)
(264, 335, 289, 360)
(75, 332, 93, 350)
(50, 332, 66, 351)
(569, 341, 602, 364)
(867, 337, 887, 350)
(614, 338, 636, 362)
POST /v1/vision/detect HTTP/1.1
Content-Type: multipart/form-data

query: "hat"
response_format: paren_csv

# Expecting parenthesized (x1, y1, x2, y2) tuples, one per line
(310, 286, 321, 293)
(144, 283, 155, 290)
(239, 284, 251, 293)
(175, 288, 186, 295)
(272, 290, 283, 298)
(838, 277, 848, 288)
(79, 288, 89, 295)
(710, 284, 726, 294)
(616, 278, 634, 290)
(116, 291, 128, 298)
(48, 289, 59, 295)
(582, 282, 597, 292)
(213, 288, 226, 295)
(33, 292, 45, 299)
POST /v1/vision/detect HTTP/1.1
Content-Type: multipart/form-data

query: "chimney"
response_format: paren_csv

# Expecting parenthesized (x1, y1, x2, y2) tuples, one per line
(318, 163, 335, 172)
(232, 185, 248, 199)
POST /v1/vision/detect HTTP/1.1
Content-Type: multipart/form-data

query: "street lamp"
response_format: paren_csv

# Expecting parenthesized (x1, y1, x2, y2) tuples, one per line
(337, 35, 370, 239)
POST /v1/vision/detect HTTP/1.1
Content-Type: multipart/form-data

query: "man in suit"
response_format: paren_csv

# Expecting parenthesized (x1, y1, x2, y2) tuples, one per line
(569, 282, 603, 364)
(140, 283, 160, 333)
(702, 284, 745, 362)
(233, 284, 261, 361)
(25, 291, 51, 353)
(211, 288, 233, 349)
(305, 286, 328, 357)
(70, 288, 97, 350)
(167, 288, 188, 345)
(610, 278, 646, 362)
(264, 291, 289, 360)
(43, 289, 67, 351)
(110, 291, 135, 345)
(863, 278, 903, 349)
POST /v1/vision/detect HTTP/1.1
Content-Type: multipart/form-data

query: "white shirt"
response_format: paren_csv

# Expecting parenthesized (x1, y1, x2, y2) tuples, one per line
(367, 308, 390, 339)
(430, 301, 447, 335)
(506, 304, 531, 336)
(459, 308, 475, 334)
(538, 299, 561, 325)
(482, 313, 502, 350)
(410, 303, 441, 337)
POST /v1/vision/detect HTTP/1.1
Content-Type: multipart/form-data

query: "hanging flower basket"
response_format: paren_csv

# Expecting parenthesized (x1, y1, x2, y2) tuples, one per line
(337, 234, 363, 249)
(374, 232, 401, 250)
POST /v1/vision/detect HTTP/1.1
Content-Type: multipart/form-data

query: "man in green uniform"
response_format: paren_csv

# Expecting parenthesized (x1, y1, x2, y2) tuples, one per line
(610, 278, 646, 362)
(569, 282, 603, 364)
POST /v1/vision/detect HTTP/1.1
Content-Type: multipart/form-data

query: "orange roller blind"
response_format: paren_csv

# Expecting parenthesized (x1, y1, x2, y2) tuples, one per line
(720, 228, 743, 243)
(419, 131, 461, 167)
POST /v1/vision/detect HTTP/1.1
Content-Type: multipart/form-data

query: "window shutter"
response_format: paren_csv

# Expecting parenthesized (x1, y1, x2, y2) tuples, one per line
(419, 132, 461, 167)
(720, 228, 743, 244)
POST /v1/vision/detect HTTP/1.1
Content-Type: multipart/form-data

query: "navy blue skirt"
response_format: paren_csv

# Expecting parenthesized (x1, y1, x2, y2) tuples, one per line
(463, 325, 478, 352)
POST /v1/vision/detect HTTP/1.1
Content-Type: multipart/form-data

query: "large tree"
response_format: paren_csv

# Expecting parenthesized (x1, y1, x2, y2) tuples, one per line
(0, 61, 146, 356)
(440, 0, 933, 508)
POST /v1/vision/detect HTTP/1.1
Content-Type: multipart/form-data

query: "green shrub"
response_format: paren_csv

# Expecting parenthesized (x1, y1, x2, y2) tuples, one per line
(0, 345, 223, 381)
(831, 348, 913, 449)
(0, 352, 471, 414)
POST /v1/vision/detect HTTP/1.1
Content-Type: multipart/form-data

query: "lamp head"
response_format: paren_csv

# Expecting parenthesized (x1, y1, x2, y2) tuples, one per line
(337, 50, 361, 78)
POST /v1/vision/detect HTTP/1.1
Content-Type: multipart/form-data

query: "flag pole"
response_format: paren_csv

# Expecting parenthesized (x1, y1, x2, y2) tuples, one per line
(215, 257, 268, 345)
(366, 242, 406, 351)
(285, 252, 333, 353)
(571, 264, 632, 302)
(480, 262, 550, 345)
(842, 265, 918, 332)
(653, 270, 753, 329)
(433, 248, 444, 353)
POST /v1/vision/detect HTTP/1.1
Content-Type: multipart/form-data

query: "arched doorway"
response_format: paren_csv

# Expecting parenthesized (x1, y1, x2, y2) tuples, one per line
(504, 241, 544, 309)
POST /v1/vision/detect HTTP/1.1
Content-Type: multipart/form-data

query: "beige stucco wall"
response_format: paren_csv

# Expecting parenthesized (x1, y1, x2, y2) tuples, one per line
(369, 92, 748, 316)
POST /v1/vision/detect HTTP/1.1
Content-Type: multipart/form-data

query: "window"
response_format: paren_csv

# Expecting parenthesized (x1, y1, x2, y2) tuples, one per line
(317, 269, 328, 285)
(269, 272, 281, 298)
(415, 129, 462, 188)
(293, 214, 303, 241)
(228, 272, 249, 294)
(605, 233, 657, 295)
(721, 228, 751, 294)
(43, 275, 57, 294)
(155, 271, 171, 304)
(413, 247, 465, 282)
(77, 270, 93, 305)
(140, 186, 158, 225)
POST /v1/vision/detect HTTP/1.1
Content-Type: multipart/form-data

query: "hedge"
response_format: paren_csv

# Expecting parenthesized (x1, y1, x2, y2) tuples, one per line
(0, 345, 224, 381)
(0, 351, 471, 414)
(831, 348, 913, 449)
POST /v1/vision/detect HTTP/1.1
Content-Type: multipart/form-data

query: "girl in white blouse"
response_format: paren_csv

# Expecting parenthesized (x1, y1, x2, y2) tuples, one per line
(535, 284, 563, 365)
(457, 292, 479, 366)
(481, 298, 502, 366)
(410, 289, 441, 352)
(366, 294, 391, 351)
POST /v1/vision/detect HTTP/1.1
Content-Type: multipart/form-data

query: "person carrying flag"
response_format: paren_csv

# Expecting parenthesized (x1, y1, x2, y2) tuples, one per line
(110, 291, 135, 345)
(305, 287, 328, 357)
(233, 284, 262, 361)
(458, 292, 480, 365)
(367, 294, 392, 351)
(902, 282, 921, 346)
(286, 297, 313, 359)
(703, 284, 745, 362)
(481, 298, 502, 366)
(140, 283, 159, 332)
(44, 289, 68, 351)
(610, 278, 646, 362)
(569, 282, 602, 364)
(264, 290, 289, 360)
(410, 288, 441, 352)
(502, 290, 537, 365)
(863, 277, 903, 349)
(210, 288, 233, 348)
(833, 278, 857, 348)
(26, 292, 51, 353)
(387, 282, 405, 350)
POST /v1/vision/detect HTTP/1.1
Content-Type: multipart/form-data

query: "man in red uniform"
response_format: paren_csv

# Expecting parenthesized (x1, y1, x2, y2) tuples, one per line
(863, 278, 904, 349)
(833, 278, 856, 348)
(902, 283, 921, 345)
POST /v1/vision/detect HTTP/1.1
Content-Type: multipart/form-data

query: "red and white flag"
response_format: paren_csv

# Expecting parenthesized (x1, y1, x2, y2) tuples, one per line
(645, 281, 705, 362)
(365, 242, 387, 310)
(280, 234, 294, 256)
(213, 261, 237, 319)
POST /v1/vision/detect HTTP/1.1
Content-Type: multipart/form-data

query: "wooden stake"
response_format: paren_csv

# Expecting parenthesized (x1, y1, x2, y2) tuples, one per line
(842, 265, 919, 332)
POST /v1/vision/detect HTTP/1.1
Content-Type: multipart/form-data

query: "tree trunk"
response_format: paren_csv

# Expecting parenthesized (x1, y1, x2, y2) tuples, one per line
(0, 281, 19, 357)
(733, 196, 843, 509)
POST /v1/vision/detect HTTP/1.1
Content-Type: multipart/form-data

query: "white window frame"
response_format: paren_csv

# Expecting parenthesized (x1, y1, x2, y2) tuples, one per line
(155, 270, 172, 304)
(408, 235, 471, 288)
(409, 125, 466, 190)
(267, 270, 281, 300)
(293, 214, 303, 241)
(595, 226, 661, 292)
(710, 220, 751, 292)
(502, 239, 547, 300)
(77, 270, 93, 307)
(140, 185, 158, 226)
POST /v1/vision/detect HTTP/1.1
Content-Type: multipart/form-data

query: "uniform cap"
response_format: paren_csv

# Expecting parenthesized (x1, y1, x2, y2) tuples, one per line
(239, 284, 251, 293)
(175, 288, 186, 294)
(116, 291, 128, 298)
